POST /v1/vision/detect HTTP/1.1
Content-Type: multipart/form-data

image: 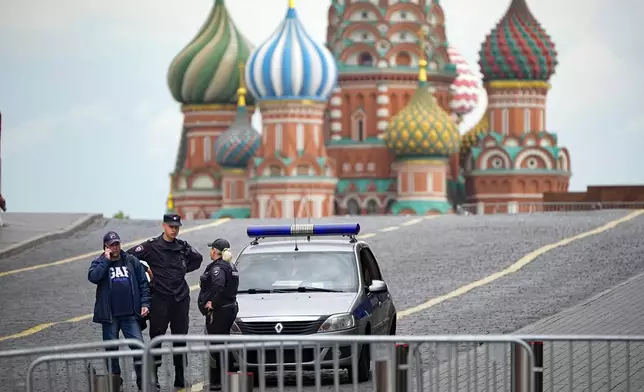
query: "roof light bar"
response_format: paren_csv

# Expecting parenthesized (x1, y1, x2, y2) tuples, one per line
(247, 223, 360, 238)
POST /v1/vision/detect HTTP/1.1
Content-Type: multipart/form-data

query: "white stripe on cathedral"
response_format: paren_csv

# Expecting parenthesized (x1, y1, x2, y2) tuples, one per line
(296, 124, 304, 151)
(330, 96, 342, 106)
(377, 85, 388, 92)
(331, 122, 342, 132)
(377, 121, 387, 130)
(275, 124, 282, 151)
(314, 126, 320, 147)
(203, 136, 211, 161)
(377, 95, 389, 104)
(331, 135, 342, 140)
(377, 108, 389, 117)
(262, 118, 324, 125)
(330, 109, 342, 119)
(488, 103, 545, 109)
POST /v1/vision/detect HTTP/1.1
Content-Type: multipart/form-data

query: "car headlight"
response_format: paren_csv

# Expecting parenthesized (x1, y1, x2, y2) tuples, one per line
(317, 313, 355, 333)
(230, 321, 241, 334)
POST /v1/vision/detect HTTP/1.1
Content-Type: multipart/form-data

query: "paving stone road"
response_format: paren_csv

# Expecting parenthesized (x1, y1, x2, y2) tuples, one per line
(1, 210, 643, 392)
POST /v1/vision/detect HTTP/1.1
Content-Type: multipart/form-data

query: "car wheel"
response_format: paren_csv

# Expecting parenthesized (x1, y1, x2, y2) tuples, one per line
(347, 341, 371, 383)
(389, 317, 397, 335)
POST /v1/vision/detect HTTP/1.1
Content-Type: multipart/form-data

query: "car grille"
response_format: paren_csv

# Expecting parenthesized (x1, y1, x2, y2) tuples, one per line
(237, 319, 325, 335)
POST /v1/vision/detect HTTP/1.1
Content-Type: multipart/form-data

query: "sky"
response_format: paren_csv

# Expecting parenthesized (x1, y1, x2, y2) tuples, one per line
(0, 0, 642, 220)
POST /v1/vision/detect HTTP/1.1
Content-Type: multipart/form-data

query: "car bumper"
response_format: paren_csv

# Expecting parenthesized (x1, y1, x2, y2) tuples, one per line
(229, 327, 362, 371)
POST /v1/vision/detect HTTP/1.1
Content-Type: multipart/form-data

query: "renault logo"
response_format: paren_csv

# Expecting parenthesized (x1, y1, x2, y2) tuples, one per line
(274, 323, 283, 334)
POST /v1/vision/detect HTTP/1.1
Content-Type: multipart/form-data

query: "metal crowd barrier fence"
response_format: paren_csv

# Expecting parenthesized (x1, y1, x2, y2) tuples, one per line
(140, 334, 534, 392)
(0, 339, 145, 392)
(458, 201, 644, 216)
(3, 335, 644, 391)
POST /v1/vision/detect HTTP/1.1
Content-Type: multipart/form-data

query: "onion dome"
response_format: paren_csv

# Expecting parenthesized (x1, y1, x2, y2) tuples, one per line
(460, 114, 489, 160)
(244, 0, 338, 102)
(167, 0, 255, 105)
(447, 46, 480, 118)
(478, 0, 558, 82)
(213, 64, 261, 168)
(384, 31, 459, 158)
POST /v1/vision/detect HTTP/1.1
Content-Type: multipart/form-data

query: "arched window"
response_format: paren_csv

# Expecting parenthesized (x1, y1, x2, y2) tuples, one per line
(366, 200, 378, 215)
(347, 199, 360, 215)
(359, 52, 373, 66)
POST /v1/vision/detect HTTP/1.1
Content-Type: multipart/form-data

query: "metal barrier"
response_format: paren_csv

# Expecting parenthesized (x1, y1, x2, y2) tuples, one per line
(458, 201, 644, 215)
(513, 335, 644, 392)
(0, 339, 144, 392)
(140, 334, 534, 392)
(3, 335, 643, 391)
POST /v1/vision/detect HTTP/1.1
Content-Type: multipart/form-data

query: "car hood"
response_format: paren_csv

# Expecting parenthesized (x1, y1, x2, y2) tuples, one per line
(236, 292, 357, 319)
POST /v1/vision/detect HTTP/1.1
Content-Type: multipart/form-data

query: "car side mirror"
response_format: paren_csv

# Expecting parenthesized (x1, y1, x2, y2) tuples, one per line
(367, 280, 387, 293)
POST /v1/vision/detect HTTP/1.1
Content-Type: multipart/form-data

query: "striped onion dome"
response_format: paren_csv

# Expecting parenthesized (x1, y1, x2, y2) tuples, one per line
(479, 0, 558, 81)
(213, 70, 261, 168)
(244, 1, 338, 102)
(167, 0, 255, 105)
(447, 46, 480, 117)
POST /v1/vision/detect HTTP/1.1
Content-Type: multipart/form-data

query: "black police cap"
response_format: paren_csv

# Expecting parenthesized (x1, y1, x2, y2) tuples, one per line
(163, 213, 182, 227)
(208, 238, 230, 252)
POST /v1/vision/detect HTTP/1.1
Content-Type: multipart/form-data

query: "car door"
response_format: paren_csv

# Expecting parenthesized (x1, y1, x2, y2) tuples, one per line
(364, 247, 393, 334)
(359, 247, 387, 335)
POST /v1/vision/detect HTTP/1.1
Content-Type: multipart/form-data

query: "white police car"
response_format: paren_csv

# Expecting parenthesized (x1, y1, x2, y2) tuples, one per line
(229, 223, 397, 382)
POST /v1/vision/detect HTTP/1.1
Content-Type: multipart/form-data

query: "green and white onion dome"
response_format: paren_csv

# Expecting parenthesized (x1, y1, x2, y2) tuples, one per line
(167, 0, 256, 105)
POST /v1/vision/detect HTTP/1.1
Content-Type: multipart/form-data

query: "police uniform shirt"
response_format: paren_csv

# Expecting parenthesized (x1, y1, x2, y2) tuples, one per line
(109, 258, 135, 317)
(127, 235, 203, 301)
(199, 260, 239, 309)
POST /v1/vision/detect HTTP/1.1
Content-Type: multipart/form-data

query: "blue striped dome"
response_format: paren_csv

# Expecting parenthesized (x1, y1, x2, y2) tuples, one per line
(244, 4, 338, 102)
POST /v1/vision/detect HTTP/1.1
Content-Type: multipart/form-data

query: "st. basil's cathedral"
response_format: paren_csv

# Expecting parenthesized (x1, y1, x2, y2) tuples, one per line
(165, 0, 571, 220)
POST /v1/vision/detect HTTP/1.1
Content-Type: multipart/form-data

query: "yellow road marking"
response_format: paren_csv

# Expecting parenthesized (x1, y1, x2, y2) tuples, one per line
(401, 218, 423, 226)
(0, 219, 231, 278)
(179, 382, 205, 392)
(397, 209, 644, 318)
(424, 215, 439, 220)
(0, 216, 438, 342)
(380, 226, 399, 232)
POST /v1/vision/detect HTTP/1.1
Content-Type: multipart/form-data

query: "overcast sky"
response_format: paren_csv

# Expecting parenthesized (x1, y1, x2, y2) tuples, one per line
(1, 0, 641, 219)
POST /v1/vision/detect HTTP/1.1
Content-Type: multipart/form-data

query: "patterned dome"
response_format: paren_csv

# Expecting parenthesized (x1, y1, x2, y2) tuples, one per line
(447, 46, 480, 117)
(213, 77, 261, 168)
(384, 52, 459, 158)
(478, 0, 558, 82)
(245, 1, 338, 102)
(167, 0, 255, 105)
(460, 114, 489, 159)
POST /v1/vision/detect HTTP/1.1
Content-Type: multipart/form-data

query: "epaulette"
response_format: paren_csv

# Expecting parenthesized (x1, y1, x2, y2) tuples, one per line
(147, 238, 156, 243)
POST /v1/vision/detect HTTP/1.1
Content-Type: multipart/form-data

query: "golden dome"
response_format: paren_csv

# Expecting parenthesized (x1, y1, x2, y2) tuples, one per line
(384, 86, 460, 158)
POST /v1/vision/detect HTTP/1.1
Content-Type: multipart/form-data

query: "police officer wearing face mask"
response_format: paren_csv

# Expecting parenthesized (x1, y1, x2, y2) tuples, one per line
(127, 213, 203, 389)
(198, 238, 239, 391)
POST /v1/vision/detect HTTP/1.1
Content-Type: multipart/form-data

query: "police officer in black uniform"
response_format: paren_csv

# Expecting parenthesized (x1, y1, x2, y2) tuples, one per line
(198, 238, 239, 391)
(127, 213, 203, 389)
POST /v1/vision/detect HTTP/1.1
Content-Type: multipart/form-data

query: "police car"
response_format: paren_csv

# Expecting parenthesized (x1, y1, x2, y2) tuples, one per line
(229, 223, 397, 382)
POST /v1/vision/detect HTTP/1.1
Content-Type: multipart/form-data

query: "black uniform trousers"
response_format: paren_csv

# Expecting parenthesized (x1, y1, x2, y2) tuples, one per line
(149, 293, 191, 369)
(205, 303, 238, 384)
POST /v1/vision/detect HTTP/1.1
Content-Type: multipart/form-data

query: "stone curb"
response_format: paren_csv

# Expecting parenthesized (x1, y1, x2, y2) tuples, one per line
(0, 213, 104, 259)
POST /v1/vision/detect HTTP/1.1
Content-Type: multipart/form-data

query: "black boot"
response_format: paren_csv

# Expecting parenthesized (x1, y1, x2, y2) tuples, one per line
(209, 367, 221, 391)
(174, 366, 185, 388)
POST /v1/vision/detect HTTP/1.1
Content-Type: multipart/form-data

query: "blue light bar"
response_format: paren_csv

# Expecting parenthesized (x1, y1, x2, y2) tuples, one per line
(247, 223, 361, 238)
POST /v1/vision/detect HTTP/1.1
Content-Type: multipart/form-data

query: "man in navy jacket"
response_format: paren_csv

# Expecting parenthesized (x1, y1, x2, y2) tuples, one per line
(89, 231, 151, 391)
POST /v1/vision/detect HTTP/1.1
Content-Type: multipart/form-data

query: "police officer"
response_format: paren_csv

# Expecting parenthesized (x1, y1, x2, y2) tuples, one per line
(127, 213, 203, 389)
(198, 238, 239, 391)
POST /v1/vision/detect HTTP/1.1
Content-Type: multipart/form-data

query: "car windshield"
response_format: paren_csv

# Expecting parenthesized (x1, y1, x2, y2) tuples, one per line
(235, 251, 358, 293)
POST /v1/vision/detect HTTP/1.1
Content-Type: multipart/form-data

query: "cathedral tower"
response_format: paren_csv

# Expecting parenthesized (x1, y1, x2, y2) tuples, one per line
(212, 63, 261, 219)
(324, 0, 457, 215)
(166, 0, 255, 219)
(245, 0, 339, 219)
(464, 0, 571, 213)
(383, 31, 460, 215)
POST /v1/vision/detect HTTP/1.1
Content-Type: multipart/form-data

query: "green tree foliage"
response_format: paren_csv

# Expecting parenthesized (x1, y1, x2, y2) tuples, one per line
(112, 210, 130, 220)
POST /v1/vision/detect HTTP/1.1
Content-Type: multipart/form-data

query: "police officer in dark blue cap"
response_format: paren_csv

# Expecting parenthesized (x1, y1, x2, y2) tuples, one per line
(198, 238, 239, 391)
(127, 213, 203, 389)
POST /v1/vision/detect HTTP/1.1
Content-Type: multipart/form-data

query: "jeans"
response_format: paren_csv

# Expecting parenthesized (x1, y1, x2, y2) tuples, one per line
(101, 315, 144, 377)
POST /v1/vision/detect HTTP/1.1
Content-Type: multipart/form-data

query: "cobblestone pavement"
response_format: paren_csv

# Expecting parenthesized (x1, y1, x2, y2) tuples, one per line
(1, 211, 643, 392)
(0, 212, 96, 250)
